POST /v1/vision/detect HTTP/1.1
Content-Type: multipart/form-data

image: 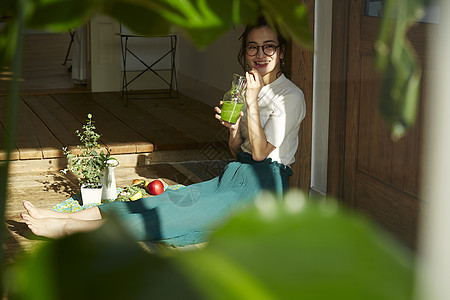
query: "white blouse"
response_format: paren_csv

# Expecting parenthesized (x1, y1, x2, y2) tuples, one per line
(239, 74, 306, 166)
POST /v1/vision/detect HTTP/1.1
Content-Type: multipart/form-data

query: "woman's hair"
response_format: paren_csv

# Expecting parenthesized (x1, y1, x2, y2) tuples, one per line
(237, 16, 287, 72)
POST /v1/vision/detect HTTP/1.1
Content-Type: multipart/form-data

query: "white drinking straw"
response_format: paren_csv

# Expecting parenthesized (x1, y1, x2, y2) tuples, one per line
(228, 101, 238, 123)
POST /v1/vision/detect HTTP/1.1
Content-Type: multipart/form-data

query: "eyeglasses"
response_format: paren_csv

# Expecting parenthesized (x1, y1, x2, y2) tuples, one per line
(245, 44, 280, 57)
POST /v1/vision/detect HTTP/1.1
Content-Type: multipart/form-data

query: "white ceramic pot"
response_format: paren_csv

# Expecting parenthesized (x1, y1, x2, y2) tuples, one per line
(81, 184, 103, 205)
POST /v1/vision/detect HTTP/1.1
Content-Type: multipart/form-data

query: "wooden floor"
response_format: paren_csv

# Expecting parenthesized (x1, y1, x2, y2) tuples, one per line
(0, 91, 229, 161)
(0, 32, 88, 94)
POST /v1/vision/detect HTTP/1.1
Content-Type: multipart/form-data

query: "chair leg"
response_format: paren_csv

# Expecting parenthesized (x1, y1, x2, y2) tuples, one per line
(62, 30, 75, 66)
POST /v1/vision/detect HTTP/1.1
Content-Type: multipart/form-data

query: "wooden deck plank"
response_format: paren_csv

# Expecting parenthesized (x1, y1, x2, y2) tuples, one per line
(134, 96, 222, 145)
(20, 94, 107, 156)
(0, 33, 88, 95)
(52, 93, 154, 155)
(88, 92, 198, 151)
(21, 94, 81, 149)
(171, 96, 230, 149)
(0, 96, 25, 160)
(173, 95, 221, 128)
(0, 125, 20, 161)
(20, 97, 64, 158)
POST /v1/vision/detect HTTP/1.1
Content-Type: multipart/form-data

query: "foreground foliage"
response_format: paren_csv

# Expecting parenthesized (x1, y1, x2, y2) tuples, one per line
(0, 0, 425, 298)
(6, 191, 414, 300)
(375, 0, 425, 139)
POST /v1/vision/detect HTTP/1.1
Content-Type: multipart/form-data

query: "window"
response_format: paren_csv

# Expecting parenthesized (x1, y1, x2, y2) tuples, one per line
(365, 0, 440, 24)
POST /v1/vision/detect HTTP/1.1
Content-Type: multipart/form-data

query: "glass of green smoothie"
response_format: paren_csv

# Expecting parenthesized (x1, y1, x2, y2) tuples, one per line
(220, 74, 247, 124)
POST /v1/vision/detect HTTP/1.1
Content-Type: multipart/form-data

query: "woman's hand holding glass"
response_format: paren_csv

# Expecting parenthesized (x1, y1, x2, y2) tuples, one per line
(215, 101, 244, 157)
(215, 101, 244, 130)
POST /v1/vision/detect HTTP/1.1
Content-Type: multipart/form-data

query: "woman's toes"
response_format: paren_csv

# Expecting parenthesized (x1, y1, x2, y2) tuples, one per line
(27, 224, 39, 236)
(22, 201, 43, 218)
(23, 201, 34, 214)
(21, 213, 35, 224)
(23, 200, 33, 210)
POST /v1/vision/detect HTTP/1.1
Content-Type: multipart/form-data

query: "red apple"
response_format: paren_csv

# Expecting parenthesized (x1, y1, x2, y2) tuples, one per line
(147, 180, 164, 195)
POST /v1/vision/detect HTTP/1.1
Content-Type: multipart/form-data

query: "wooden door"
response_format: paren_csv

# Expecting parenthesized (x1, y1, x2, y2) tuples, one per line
(289, 0, 315, 192)
(328, 1, 432, 248)
(89, 15, 122, 92)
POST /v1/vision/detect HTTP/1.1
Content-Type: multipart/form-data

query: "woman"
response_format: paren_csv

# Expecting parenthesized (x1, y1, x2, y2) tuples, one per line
(21, 18, 306, 246)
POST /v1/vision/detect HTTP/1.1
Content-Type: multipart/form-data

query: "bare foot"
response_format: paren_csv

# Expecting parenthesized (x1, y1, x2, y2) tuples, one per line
(22, 200, 67, 219)
(21, 213, 67, 239)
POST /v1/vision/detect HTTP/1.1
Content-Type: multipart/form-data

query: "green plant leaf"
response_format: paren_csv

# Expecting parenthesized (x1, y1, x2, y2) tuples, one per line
(102, 1, 172, 36)
(6, 191, 414, 299)
(6, 219, 203, 300)
(3, 0, 313, 49)
(175, 191, 414, 299)
(260, 0, 313, 50)
(63, 114, 108, 185)
(375, 0, 424, 139)
(25, 0, 99, 31)
(143, 0, 258, 47)
(0, 0, 26, 296)
(177, 0, 259, 47)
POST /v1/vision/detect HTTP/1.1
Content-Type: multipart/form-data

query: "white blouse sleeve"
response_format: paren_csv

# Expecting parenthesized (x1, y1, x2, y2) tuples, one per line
(264, 91, 306, 148)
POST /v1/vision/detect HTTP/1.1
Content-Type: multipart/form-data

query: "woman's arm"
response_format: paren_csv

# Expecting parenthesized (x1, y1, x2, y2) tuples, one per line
(227, 113, 244, 157)
(245, 69, 276, 161)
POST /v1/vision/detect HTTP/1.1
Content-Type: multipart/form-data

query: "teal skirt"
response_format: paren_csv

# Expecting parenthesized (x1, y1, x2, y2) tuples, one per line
(99, 152, 293, 246)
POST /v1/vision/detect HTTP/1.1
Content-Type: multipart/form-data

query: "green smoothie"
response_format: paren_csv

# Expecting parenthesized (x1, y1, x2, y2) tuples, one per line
(220, 101, 244, 124)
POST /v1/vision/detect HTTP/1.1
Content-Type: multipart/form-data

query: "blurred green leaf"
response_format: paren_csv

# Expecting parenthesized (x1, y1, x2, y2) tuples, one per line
(0, 21, 15, 67)
(6, 191, 414, 299)
(102, 2, 172, 36)
(126, 0, 258, 47)
(176, 191, 414, 300)
(1, 0, 419, 298)
(6, 218, 203, 300)
(1, 0, 313, 49)
(0, 0, 26, 297)
(375, 0, 425, 139)
(260, 0, 313, 50)
(25, 0, 99, 31)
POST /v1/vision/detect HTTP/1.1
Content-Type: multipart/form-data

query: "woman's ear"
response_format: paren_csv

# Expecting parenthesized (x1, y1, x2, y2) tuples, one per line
(280, 44, 285, 60)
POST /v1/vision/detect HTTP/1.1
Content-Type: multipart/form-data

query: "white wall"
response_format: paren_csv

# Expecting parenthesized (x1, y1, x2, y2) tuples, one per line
(113, 24, 244, 107)
(416, 1, 450, 299)
(310, 0, 333, 197)
(177, 27, 244, 107)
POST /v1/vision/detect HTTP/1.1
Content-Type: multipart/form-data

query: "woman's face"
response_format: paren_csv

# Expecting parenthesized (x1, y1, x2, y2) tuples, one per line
(245, 26, 284, 83)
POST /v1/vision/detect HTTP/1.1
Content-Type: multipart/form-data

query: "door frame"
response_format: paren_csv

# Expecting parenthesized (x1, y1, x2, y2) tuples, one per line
(289, 0, 315, 192)
(327, 0, 351, 202)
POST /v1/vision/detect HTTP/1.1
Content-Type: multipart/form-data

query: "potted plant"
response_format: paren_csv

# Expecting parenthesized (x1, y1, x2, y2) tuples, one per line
(62, 114, 110, 205)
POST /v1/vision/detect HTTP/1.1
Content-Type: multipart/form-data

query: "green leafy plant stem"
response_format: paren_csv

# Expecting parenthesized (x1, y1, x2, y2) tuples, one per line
(375, 0, 425, 139)
(62, 114, 110, 187)
(0, 0, 25, 297)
